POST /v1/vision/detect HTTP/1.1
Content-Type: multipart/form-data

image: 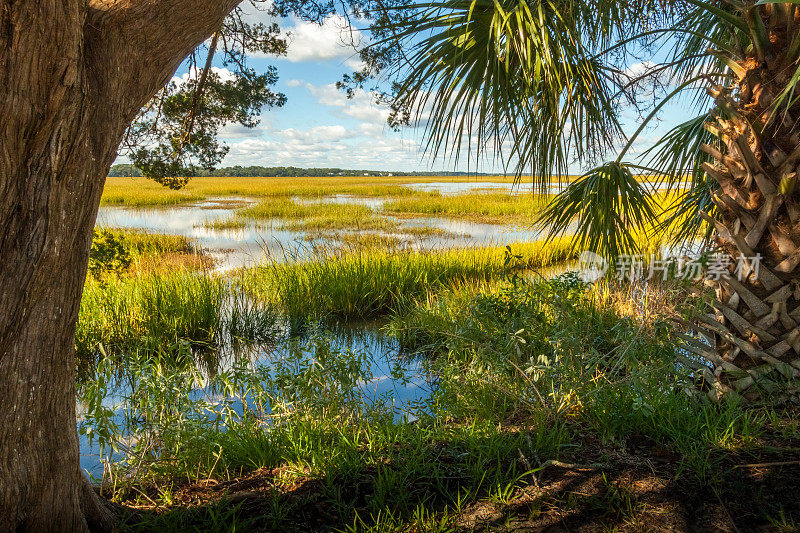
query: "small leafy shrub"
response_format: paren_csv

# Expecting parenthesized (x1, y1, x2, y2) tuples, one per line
(89, 228, 131, 277)
(78, 331, 402, 484)
(389, 274, 683, 422)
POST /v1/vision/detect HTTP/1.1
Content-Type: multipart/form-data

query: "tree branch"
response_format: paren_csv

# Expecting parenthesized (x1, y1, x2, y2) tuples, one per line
(85, 0, 243, 118)
(180, 30, 220, 148)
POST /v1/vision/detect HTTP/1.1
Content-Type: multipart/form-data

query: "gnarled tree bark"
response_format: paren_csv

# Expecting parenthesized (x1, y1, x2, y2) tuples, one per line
(0, 1, 242, 530)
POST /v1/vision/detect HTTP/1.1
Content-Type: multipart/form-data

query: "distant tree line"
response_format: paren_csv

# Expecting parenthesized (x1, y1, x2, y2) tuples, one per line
(108, 163, 489, 178)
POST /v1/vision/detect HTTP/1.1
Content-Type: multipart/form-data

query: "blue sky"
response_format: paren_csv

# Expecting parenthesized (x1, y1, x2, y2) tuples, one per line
(157, 8, 703, 174)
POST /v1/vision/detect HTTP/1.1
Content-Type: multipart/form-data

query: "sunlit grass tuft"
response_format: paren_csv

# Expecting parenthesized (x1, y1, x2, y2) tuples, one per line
(199, 214, 249, 231)
(239, 239, 578, 321)
(384, 191, 552, 223)
(239, 197, 398, 231)
(76, 272, 223, 363)
(91, 227, 211, 275)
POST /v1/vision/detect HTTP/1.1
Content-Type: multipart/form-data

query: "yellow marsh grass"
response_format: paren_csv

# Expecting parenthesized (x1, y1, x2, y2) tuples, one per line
(94, 228, 213, 275)
(384, 191, 553, 224)
(102, 177, 685, 257)
(101, 174, 666, 208)
(239, 197, 398, 232)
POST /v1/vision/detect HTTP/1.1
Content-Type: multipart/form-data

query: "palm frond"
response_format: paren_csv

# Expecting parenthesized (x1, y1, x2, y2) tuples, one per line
(665, 7, 739, 109)
(537, 162, 658, 259)
(643, 111, 719, 186)
(657, 176, 717, 252)
(642, 110, 722, 247)
(388, 0, 632, 187)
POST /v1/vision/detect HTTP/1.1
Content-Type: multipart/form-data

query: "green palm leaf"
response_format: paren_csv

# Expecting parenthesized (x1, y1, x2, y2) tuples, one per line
(536, 162, 658, 259)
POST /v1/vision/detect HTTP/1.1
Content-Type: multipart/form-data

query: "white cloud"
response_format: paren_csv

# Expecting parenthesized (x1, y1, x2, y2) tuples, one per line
(280, 125, 352, 142)
(623, 61, 659, 79)
(171, 67, 235, 87)
(343, 100, 390, 123)
(286, 15, 362, 63)
(344, 56, 367, 72)
(238, 1, 277, 26)
(305, 83, 348, 107)
(220, 123, 268, 139)
(240, 14, 364, 64)
(304, 82, 390, 125)
(222, 129, 422, 169)
(357, 122, 386, 137)
(239, 4, 366, 67)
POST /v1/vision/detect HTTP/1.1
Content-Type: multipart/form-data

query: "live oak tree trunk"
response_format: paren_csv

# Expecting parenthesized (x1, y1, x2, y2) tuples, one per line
(0, 1, 242, 530)
(688, 4, 800, 401)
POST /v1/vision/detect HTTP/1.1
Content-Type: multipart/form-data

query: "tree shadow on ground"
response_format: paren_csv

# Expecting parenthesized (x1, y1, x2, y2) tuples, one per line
(113, 431, 800, 532)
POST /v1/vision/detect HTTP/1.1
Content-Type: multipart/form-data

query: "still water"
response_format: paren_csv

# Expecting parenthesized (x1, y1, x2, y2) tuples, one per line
(78, 327, 431, 479)
(97, 195, 544, 271)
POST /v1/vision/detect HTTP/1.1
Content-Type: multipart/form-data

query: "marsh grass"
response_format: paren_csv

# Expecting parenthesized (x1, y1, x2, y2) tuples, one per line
(316, 231, 405, 248)
(100, 177, 684, 251)
(76, 270, 279, 373)
(303, 226, 460, 249)
(76, 272, 223, 361)
(78, 198, 796, 530)
(403, 225, 464, 239)
(82, 330, 568, 528)
(387, 274, 768, 478)
(199, 214, 248, 231)
(384, 190, 553, 223)
(239, 197, 397, 232)
(80, 275, 792, 532)
(120, 231, 195, 256)
(239, 239, 578, 321)
(90, 227, 211, 275)
(101, 180, 207, 207)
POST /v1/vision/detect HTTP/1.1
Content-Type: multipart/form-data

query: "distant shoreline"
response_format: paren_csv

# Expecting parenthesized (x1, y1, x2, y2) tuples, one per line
(108, 163, 501, 178)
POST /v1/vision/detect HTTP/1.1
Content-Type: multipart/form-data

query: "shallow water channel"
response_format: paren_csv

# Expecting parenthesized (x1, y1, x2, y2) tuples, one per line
(97, 195, 543, 272)
(78, 325, 431, 479)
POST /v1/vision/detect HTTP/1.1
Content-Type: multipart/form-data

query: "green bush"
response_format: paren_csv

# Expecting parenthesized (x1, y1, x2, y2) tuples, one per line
(88, 228, 132, 277)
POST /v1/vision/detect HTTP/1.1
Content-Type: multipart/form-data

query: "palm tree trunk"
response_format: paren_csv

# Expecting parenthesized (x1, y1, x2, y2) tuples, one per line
(695, 4, 800, 401)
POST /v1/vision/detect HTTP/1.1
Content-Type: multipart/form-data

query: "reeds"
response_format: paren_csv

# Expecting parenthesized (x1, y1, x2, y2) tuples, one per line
(240, 239, 578, 321)
(76, 271, 279, 368)
(76, 272, 223, 360)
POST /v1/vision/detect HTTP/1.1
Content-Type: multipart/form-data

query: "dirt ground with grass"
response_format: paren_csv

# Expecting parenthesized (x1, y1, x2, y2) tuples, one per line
(115, 426, 800, 532)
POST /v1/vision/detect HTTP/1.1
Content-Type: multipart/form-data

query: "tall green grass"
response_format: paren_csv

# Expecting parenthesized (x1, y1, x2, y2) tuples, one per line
(113, 229, 194, 256)
(76, 272, 279, 369)
(77, 273, 223, 359)
(81, 330, 570, 527)
(79, 275, 785, 531)
(387, 274, 763, 481)
(240, 239, 577, 321)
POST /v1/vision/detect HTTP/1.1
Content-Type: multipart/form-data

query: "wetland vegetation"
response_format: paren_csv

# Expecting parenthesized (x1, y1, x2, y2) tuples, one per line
(11, 0, 800, 530)
(74, 176, 800, 531)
